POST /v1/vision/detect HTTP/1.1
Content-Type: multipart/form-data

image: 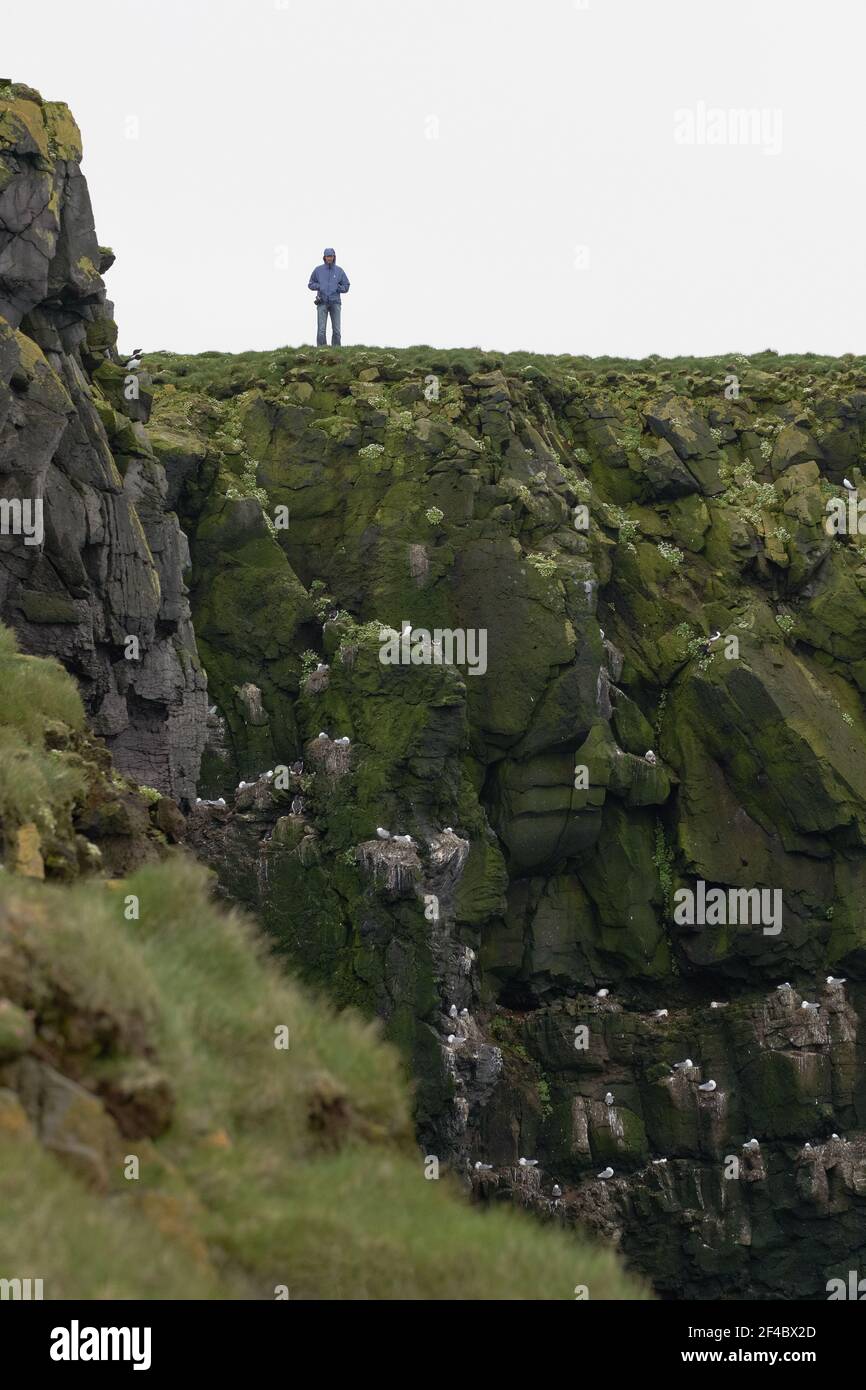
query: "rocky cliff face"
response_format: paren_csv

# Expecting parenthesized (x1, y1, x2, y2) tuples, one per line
(5, 82, 866, 1302)
(0, 83, 206, 803)
(148, 343, 866, 1299)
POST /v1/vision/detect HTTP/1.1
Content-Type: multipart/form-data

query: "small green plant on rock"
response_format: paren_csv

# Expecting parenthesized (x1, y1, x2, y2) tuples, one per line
(308, 581, 335, 622)
(526, 552, 558, 581)
(653, 821, 675, 916)
(657, 540, 685, 570)
(536, 1078, 553, 1119)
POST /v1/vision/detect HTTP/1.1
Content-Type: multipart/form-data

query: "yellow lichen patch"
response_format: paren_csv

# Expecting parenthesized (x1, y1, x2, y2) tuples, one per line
(44, 101, 82, 161)
(200, 1128, 232, 1150)
(132, 1192, 212, 1270)
(0, 97, 48, 159)
(13, 823, 45, 879)
(0, 1091, 33, 1139)
(11, 330, 71, 414)
(13, 328, 49, 377)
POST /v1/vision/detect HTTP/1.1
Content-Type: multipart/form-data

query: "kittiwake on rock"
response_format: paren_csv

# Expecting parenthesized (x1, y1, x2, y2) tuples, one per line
(844, 477, 855, 490)
(644, 749, 657, 765)
(598, 1167, 614, 1179)
(552, 1183, 562, 1197)
(744, 1139, 760, 1151)
(803, 1142, 813, 1152)
(596, 988, 609, 998)
(393, 834, 414, 845)
(698, 1080, 717, 1092)
(672, 1059, 693, 1070)
(518, 1157, 538, 1167)
(710, 1001, 727, 1009)
(474, 1160, 493, 1171)
(801, 1001, 820, 1012)
(826, 976, 846, 986)
(653, 1009, 669, 1019)
(699, 629, 722, 655)
(448, 1004, 458, 1018)
(831, 1133, 841, 1141)
(376, 827, 391, 840)
(317, 732, 328, 740)
(652, 1158, 668, 1165)
(776, 982, 792, 991)
(459, 1007, 469, 1017)
(605, 1091, 615, 1105)
(334, 736, 350, 746)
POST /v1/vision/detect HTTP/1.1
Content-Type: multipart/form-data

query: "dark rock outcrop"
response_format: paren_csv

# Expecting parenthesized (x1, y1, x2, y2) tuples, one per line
(0, 83, 206, 802)
(165, 343, 866, 1300)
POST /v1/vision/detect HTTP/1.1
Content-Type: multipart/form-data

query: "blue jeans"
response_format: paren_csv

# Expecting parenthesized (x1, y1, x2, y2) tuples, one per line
(316, 300, 341, 346)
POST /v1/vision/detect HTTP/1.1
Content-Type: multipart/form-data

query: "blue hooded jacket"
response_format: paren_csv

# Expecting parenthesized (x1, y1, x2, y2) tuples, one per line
(308, 248, 350, 305)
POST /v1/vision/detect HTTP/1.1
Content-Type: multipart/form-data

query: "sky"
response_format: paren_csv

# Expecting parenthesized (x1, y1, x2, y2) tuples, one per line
(7, 0, 866, 357)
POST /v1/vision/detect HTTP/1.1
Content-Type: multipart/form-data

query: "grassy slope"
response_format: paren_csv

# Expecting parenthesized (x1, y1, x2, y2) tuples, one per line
(0, 624, 646, 1300)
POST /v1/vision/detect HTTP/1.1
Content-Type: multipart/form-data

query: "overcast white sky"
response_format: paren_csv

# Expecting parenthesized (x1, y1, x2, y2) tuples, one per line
(8, 0, 866, 357)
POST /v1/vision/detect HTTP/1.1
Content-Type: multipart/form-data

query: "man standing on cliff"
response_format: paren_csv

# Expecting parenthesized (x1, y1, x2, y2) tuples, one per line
(308, 247, 350, 346)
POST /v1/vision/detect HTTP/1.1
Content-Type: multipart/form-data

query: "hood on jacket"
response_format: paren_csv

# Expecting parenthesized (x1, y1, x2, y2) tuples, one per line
(323, 247, 336, 259)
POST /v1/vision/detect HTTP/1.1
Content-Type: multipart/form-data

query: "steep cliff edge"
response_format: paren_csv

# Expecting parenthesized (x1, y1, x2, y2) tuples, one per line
(3, 80, 866, 1301)
(149, 344, 866, 1299)
(0, 82, 206, 802)
(0, 83, 645, 1301)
